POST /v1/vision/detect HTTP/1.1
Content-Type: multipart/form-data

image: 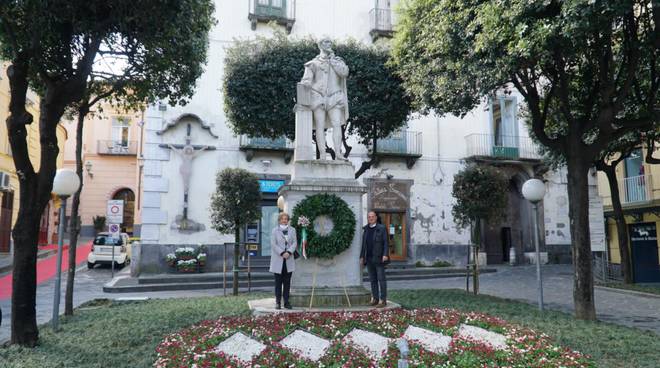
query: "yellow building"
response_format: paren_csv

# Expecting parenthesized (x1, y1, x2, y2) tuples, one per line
(0, 61, 68, 253)
(597, 145, 660, 282)
(62, 101, 144, 237)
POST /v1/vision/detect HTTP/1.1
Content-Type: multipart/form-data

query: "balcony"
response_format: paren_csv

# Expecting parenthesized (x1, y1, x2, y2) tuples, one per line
(248, 0, 296, 34)
(369, 7, 394, 41)
(239, 135, 294, 163)
(464, 134, 541, 162)
(97, 140, 138, 156)
(368, 130, 422, 169)
(620, 175, 652, 204)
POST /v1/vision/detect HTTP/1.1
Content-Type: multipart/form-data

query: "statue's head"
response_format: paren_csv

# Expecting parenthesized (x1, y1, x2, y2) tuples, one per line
(317, 36, 333, 54)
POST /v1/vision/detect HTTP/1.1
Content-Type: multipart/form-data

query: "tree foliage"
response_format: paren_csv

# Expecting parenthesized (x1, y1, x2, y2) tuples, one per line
(223, 34, 412, 146)
(209, 168, 262, 235)
(0, 0, 214, 346)
(451, 165, 509, 229)
(391, 0, 658, 321)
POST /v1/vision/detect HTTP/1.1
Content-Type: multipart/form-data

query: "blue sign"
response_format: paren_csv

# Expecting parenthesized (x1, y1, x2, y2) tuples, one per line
(259, 180, 285, 193)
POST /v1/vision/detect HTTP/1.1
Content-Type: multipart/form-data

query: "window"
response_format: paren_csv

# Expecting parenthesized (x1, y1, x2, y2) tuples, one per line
(490, 97, 519, 158)
(255, 0, 286, 17)
(111, 117, 130, 147)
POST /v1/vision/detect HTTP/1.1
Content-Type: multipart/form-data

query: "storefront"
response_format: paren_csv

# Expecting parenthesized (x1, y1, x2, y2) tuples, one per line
(366, 179, 412, 261)
(245, 175, 289, 258)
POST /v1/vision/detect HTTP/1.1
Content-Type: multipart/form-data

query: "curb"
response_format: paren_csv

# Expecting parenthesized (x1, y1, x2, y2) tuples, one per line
(595, 285, 660, 299)
(0, 249, 59, 275)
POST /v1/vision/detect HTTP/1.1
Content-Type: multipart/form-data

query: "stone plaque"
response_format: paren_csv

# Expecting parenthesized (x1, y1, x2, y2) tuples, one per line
(371, 181, 409, 211)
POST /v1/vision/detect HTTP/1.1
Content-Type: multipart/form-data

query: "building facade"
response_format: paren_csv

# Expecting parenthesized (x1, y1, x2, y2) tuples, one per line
(139, 0, 605, 270)
(0, 61, 68, 253)
(62, 102, 144, 237)
(597, 145, 660, 282)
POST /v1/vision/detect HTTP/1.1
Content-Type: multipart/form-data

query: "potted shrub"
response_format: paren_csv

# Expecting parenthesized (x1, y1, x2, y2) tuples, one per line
(92, 215, 106, 235)
(175, 247, 196, 261)
(165, 253, 177, 267)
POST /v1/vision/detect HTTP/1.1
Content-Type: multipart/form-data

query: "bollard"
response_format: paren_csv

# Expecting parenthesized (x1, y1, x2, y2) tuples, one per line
(396, 338, 409, 368)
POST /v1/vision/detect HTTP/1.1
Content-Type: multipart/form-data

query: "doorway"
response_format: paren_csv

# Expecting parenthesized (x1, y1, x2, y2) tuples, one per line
(38, 202, 49, 246)
(377, 212, 407, 260)
(0, 191, 13, 252)
(630, 222, 660, 283)
(259, 203, 280, 257)
(112, 188, 135, 235)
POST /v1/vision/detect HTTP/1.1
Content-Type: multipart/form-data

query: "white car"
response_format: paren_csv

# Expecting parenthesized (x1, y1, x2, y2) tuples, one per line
(87, 232, 131, 269)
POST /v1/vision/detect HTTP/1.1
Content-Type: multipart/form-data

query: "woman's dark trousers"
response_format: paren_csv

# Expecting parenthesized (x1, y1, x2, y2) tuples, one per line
(274, 261, 292, 304)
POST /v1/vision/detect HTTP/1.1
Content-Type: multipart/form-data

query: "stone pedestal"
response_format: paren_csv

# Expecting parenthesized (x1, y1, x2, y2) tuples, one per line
(279, 160, 370, 307)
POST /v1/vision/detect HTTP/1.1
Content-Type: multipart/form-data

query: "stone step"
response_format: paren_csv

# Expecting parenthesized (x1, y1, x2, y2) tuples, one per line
(105, 268, 495, 293)
(137, 267, 494, 285)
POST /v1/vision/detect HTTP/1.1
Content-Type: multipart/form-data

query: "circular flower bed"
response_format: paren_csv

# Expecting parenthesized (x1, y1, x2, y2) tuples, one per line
(154, 308, 593, 367)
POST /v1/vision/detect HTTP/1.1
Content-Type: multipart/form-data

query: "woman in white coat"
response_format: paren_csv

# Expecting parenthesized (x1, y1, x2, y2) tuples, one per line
(269, 212, 297, 309)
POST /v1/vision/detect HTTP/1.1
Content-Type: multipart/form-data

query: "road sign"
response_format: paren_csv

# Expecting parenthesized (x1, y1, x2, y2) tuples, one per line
(108, 223, 120, 238)
(107, 200, 124, 224)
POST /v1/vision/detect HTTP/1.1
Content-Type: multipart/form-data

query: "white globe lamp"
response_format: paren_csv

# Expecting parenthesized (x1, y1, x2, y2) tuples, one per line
(50, 168, 79, 332)
(52, 169, 80, 197)
(522, 178, 545, 203)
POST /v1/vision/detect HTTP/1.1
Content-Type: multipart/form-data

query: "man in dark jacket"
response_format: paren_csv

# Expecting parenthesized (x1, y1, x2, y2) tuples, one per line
(360, 211, 389, 307)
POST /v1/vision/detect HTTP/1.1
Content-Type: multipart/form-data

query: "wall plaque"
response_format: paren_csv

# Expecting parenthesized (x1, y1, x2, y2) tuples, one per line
(371, 181, 410, 211)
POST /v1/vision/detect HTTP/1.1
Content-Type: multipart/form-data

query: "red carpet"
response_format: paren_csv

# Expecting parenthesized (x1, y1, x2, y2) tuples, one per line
(0, 241, 92, 300)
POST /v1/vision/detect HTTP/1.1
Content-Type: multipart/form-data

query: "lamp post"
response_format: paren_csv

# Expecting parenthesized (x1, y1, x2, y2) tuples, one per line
(522, 178, 546, 311)
(51, 169, 81, 331)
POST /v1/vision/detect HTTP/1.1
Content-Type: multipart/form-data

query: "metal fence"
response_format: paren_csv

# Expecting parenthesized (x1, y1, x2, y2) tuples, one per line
(592, 251, 624, 283)
(239, 135, 293, 150)
(370, 130, 423, 156)
(619, 174, 652, 204)
(249, 0, 296, 20)
(370, 7, 393, 32)
(464, 134, 541, 160)
(97, 140, 138, 155)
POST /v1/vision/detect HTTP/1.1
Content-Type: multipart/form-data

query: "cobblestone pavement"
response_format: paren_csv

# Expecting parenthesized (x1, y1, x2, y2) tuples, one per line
(387, 264, 660, 335)
(2, 264, 659, 343)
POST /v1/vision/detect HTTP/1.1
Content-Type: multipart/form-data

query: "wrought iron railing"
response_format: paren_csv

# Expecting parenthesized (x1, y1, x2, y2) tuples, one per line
(97, 140, 138, 155)
(249, 0, 295, 20)
(464, 134, 541, 160)
(239, 135, 293, 150)
(370, 7, 393, 33)
(369, 130, 422, 156)
(619, 174, 652, 204)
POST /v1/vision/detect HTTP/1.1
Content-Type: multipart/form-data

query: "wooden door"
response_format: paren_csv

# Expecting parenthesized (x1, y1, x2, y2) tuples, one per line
(379, 212, 407, 260)
(38, 202, 49, 246)
(0, 191, 13, 252)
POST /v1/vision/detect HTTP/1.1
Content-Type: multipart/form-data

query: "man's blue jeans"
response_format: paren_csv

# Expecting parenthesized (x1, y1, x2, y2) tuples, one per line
(366, 262, 387, 301)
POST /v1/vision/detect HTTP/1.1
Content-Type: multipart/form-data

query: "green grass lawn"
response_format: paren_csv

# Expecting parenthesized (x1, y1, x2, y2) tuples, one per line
(1, 289, 658, 367)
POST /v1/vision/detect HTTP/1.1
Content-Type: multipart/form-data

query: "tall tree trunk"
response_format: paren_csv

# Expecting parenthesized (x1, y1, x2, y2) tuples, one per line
(603, 165, 633, 284)
(233, 222, 240, 296)
(65, 104, 88, 315)
(566, 156, 597, 320)
(6, 62, 39, 346)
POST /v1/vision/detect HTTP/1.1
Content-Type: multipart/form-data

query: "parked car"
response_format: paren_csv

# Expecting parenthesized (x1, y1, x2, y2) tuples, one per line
(87, 232, 131, 269)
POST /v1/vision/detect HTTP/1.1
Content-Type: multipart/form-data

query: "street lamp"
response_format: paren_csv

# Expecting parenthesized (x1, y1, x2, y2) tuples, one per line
(522, 178, 546, 311)
(51, 169, 80, 331)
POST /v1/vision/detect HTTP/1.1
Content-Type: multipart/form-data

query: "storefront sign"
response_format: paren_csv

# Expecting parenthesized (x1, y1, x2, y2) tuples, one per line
(371, 181, 409, 211)
(259, 179, 285, 193)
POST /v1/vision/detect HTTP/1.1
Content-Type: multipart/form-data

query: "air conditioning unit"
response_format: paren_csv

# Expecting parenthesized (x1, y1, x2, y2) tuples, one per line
(0, 172, 11, 191)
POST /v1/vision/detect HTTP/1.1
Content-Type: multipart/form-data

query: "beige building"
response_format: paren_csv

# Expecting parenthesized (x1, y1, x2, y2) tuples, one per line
(0, 61, 68, 252)
(597, 145, 660, 282)
(62, 102, 144, 237)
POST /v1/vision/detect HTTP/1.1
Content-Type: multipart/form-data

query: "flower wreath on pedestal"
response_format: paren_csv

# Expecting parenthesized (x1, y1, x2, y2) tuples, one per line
(292, 193, 356, 259)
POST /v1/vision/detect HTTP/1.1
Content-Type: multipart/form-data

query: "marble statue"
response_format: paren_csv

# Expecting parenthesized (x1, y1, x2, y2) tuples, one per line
(299, 36, 349, 160)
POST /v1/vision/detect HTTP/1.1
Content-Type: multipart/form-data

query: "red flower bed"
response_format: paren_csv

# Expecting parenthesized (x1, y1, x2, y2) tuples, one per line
(154, 308, 594, 367)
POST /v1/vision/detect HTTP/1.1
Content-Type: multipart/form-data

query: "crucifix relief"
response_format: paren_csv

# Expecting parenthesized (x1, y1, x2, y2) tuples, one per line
(160, 123, 216, 232)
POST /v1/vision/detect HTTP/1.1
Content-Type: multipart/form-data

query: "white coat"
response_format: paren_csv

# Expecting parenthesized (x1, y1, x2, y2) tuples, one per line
(269, 225, 298, 274)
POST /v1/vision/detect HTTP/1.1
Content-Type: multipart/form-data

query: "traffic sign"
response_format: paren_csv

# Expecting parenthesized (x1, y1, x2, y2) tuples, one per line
(107, 200, 124, 224)
(108, 223, 120, 238)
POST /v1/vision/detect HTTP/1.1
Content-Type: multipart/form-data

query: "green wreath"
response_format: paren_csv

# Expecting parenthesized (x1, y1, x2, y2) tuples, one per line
(291, 193, 356, 259)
